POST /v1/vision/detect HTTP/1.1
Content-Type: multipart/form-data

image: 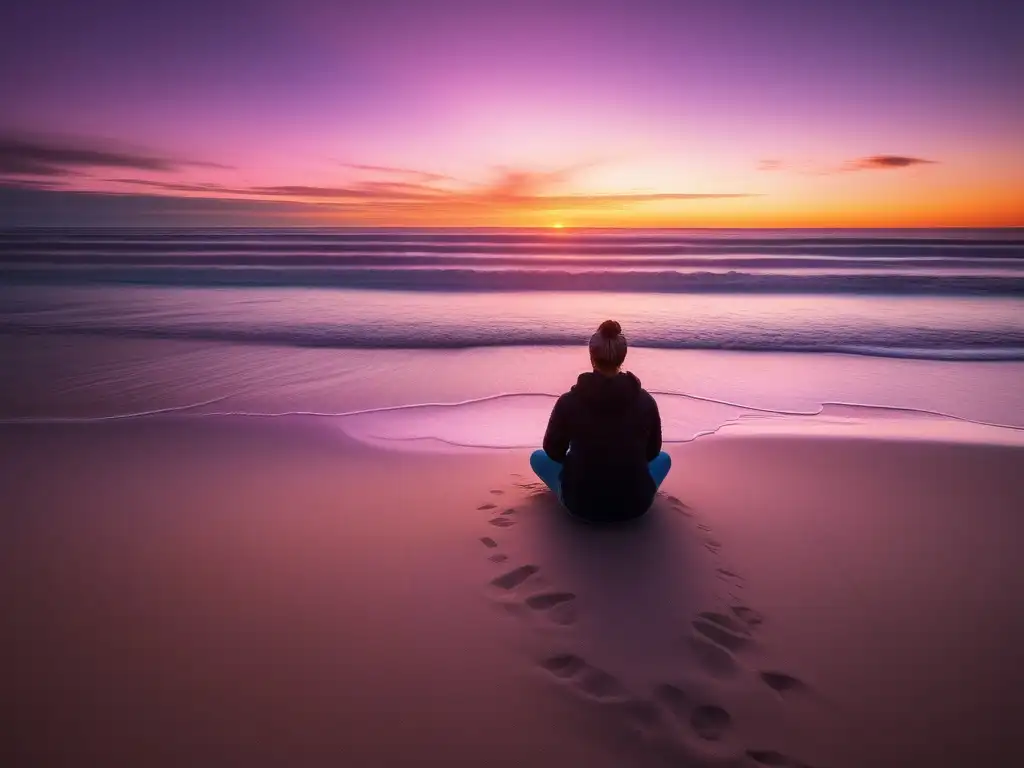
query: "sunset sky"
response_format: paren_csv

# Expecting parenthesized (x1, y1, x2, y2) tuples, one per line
(2, 0, 1021, 227)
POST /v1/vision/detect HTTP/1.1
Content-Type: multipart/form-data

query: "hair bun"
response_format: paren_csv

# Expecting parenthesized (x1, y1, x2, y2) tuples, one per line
(598, 320, 622, 339)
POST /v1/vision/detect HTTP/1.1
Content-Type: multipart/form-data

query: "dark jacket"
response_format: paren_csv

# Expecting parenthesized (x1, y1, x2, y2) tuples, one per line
(542, 371, 662, 522)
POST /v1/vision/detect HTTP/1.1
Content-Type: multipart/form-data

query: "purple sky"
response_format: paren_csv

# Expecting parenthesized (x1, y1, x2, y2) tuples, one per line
(2, 0, 1022, 226)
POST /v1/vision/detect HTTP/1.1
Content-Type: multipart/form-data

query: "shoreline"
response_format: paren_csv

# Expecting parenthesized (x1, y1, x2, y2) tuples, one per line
(2, 336, 1022, 439)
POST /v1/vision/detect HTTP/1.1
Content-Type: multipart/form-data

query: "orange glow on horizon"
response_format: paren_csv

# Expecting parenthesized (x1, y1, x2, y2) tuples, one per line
(68, 155, 1022, 229)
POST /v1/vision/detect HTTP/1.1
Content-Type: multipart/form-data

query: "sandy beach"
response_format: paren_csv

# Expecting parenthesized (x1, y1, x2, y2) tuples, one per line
(3, 413, 1021, 768)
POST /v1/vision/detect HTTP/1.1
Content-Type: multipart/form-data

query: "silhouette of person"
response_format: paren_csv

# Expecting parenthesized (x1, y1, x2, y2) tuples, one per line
(531, 320, 670, 521)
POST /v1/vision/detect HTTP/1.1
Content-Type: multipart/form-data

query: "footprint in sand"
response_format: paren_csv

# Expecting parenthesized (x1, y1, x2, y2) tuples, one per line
(540, 654, 629, 701)
(488, 517, 516, 528)
(689, 705, 731, 742)
(524, 591, 578, 625)
(500, 508, 517, 516)
(477, 502, 497, 511)
(731, 605, 764, 629)
(525, 592, 576, 610)
(698, 611, 750, 634)
(759, 671, 805, 695)
(489, 489, 505, 496)
(655, 684, 732, 742)
(697, 523, 712, 532)
(540, 653, 586, 678)
(514, 479, 543, 491)
(480, 536, 509, 562)
(717, 569, 745, 588)
(491, 565, 539, 590)
(685, 634, 738, 678)
(666, 495, 693, 516)
(693, 613, 752, 651)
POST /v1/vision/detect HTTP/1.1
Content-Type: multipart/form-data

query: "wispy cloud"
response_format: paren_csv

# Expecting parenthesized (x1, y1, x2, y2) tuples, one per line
(0, 177, 67, 190)
(106, 163, 751, 217)
(842, 155, 936, 171)
(251, 183, 451, 200)
(3, 143, 753, 225)
(0, 185, 341, 227)
(758, 155, 937, 175)
(0, 133, 232, 179)
(339, 163, 456, 184)
(106, 178, 451, 200)
(106, 179, 241, 194)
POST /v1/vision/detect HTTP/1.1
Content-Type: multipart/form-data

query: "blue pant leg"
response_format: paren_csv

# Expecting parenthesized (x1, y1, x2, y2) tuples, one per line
(530, 450, 563, 498)
(648, 452, 672, 489)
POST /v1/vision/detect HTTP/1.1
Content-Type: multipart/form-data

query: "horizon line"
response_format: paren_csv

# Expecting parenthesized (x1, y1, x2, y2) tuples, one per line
(2, 224, 1022, 230)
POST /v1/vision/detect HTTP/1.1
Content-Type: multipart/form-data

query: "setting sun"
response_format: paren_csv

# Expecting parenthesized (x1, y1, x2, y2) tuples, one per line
(552, 222, 564, 229)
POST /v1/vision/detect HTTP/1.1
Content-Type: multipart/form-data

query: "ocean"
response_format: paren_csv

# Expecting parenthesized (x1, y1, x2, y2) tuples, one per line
(2, 227, 1022, 442)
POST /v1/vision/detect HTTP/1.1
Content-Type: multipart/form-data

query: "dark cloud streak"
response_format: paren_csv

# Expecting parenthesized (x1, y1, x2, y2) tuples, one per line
(0, 134, 233, 178)
(3, 156, 754, 225)
(844, 155, 936, 171)
(758, 155, 937, 174)
(107, 166, 752, 212)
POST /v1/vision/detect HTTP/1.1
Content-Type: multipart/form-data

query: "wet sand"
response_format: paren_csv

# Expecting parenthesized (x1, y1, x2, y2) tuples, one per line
(2, 418, 1022, 767)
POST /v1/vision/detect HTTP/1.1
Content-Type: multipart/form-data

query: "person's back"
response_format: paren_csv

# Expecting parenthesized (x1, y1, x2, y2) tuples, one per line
(530, 320, 670, 522)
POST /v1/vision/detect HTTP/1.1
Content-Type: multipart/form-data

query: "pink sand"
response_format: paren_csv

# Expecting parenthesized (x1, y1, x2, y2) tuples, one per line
(2, 419, 1022, 767)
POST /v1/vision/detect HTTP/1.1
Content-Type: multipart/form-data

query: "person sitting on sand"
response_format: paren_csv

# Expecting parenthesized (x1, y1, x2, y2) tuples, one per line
(530, 320, 670, 522)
